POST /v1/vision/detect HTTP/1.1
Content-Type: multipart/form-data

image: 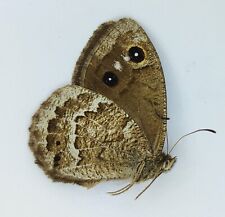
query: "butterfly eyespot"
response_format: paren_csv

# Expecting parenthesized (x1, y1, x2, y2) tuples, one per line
(128, 46, 145, 63)
(54, 154, 61, 162)
(102, 71, 118, 87)
(56, 141, 61, 146)
(53, 153, 61, 167)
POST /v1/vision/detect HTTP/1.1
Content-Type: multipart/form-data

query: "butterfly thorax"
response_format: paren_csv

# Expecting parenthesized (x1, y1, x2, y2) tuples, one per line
(138, 153, 176, 182)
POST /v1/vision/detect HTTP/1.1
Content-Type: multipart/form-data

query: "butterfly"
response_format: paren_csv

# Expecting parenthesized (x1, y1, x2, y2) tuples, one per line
(29, 18, 215, 199)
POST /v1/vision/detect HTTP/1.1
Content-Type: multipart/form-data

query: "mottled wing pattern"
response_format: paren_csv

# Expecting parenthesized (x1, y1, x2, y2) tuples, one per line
(29, 85, 152, 186)
(72, 18, 167, 155)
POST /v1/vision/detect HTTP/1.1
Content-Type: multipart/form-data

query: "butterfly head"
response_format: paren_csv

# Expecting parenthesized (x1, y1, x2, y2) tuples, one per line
(135, 154, 176, 199)
(140, 154, 176, 181)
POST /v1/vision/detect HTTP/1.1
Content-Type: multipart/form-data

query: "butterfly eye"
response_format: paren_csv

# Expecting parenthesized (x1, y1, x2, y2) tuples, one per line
(128, 46, 145, 63)
(163, 160, 170, 170)
(102, 71, 118, 87)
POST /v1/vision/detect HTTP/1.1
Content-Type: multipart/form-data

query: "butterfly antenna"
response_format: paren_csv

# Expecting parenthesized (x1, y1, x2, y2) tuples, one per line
(135, 172, 162, 200)
(169, 128, 216, 154)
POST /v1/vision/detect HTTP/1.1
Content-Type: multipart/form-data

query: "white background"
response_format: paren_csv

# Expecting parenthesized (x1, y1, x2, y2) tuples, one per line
(0, 1, 225, 217)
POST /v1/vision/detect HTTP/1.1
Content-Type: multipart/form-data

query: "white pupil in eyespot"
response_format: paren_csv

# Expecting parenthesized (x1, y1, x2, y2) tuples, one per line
(134, 52, 139, 57)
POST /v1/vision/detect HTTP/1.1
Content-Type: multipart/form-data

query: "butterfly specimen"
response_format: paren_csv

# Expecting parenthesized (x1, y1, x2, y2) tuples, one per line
(29, 18, 215, 199)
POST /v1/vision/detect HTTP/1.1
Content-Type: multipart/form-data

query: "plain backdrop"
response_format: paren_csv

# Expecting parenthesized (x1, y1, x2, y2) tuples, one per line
(0, 1, 225, 217)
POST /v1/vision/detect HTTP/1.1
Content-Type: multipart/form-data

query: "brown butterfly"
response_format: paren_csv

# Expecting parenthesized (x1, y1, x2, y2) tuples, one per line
(29, 18, 215, 199)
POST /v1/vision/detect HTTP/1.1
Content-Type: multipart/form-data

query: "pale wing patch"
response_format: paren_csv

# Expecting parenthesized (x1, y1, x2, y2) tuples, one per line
(122, 55, 130, 62)
(113, 61, 123, 71)
(122, 120, 135, 139)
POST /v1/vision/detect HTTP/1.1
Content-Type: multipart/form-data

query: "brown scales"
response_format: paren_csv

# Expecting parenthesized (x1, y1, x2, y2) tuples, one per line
(29, 18, 176, 194)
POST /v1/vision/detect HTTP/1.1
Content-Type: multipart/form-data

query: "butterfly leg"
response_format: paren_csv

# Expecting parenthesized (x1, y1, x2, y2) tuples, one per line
(108, 161, 145, 196)
(108, 183, 134, 195)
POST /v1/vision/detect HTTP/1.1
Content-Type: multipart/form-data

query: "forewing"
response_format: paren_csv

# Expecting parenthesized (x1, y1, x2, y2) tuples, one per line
(72, 18, 167, 155)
